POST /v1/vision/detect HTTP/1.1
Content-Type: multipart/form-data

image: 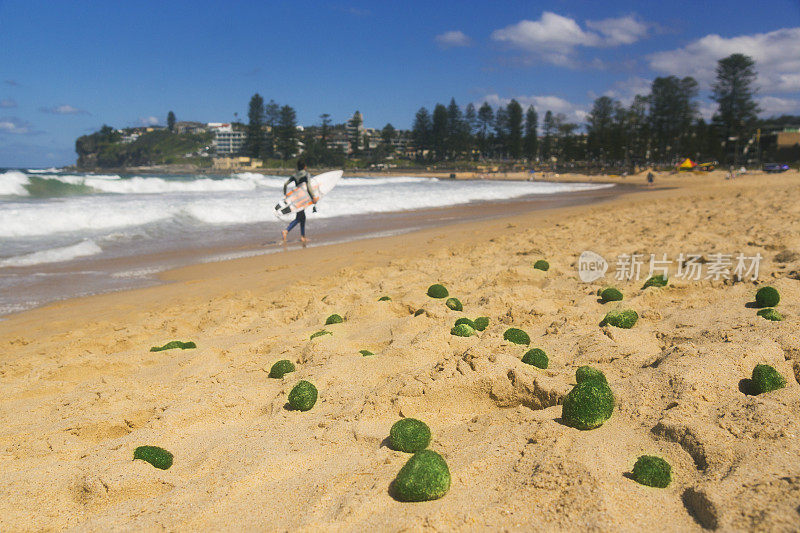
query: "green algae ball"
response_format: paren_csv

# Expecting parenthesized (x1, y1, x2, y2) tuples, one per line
(378, 296, 392, 301)
(359, 349, 374, 357)
(534, 259, 550, 271)
(413, 309, 425, 317)
(325, 314, 343, 325)
(751, 364, 786, 394)
(150, 340, 196, 352)
(562, 380, 615, 430)
(503, 327, 530, 345)
(451, 323, 476, 337)
(642, 274, 668, 289)
(392, 450, 451, 502)
(288, 380, 318, 411)
(757, 308, 783, 321)
(474, 317, 490, 331)
(632, 455, 672, 488)
(427, 284, 449, 298)
(134, 445, 173, 470)
(269, 359, 295, 378)
(389, 418, 431, 453)
(575, 366, 607, 384)
(310, 329, 332, 340)
(454, 317, 476, 329)
(599, 287, 623, 302)
(755, 286, 780, 308)
(445, 297, 463, 311)
(601, 309, 638, 329)
(522, 348, 548, 369)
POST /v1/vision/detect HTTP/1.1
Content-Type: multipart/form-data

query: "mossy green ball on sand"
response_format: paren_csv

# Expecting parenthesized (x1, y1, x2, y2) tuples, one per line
(288, 380, 318, 411)
(378, 296, 392, 301)
(134, 445, 173, 470)
(755, 286, 780, 308)
(575, 366, 607, 384)
(414, 309, 425, 317)
(757, 308, 783, 321)
(601, 309, 638, 329)
(359, 349, 374, 357)
(632, 455, 671, 488)
(389, 418, 431, 453)
(451, 323, 476, 337)
(474, 317, 490, 331)
(150, 340, 196, 352)
(522, 348, 548, 369)
(534, 259, 549, 271)
(751, 364, 786, 394)
(599, 287, 623, 302)
(427, 284, 449, 298)
(503, 328, 530, 345)
(642, 274, 668, 289)
(445, 297, 463, 311)
(269, 359, 295, 378)
(392, 450, 451, 502)
(562, 380, 615, 430)
(310, 330, 332, 340)
(324, 314, 343, 325)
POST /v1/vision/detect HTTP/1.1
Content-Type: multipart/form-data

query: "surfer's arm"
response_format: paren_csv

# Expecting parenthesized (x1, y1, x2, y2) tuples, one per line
(283, 177, 295, 195)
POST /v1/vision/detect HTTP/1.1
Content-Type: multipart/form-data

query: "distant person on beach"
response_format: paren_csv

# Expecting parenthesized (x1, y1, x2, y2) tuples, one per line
(281, 159, 317, 244)
(647, 170, 654, 186)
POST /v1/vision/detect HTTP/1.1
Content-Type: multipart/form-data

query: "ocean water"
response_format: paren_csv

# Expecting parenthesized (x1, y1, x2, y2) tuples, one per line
(0, 169, 613, 315)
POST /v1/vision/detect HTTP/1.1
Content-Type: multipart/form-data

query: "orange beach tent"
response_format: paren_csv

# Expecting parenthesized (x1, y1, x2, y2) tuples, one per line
(678, 158, 696, 171)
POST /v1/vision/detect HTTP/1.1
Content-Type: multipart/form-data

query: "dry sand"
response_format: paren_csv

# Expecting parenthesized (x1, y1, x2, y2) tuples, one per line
(1, 170, 799, 531)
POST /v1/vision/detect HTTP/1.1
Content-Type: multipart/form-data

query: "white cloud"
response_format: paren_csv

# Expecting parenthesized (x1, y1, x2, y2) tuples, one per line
(0, 117, 35, 135)
(586, 15, 648, 46)
(435, 30, 471, 48)
(758, 96, 800, 117)
(0, 98, 17, 108)
(491, 12, 649, 66)
(478, 94, 588, 124)
(648, 27, 800, 92)
(594, 76, 652, 104)
(138, 116, 160, 126)
(40, 104, 89, 115)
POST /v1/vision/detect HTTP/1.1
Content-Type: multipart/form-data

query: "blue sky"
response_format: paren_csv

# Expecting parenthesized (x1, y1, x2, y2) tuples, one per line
(1, 0, 799, 167)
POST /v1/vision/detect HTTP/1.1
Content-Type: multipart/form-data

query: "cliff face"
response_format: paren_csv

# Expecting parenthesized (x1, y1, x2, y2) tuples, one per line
(75, 127, 212, 169)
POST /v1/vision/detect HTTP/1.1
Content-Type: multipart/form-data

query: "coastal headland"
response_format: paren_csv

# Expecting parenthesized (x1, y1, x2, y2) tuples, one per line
(1, 169, 799, 530)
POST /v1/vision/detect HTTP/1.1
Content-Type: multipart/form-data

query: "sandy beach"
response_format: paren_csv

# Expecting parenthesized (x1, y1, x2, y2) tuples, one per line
(2, 169, 799, 531)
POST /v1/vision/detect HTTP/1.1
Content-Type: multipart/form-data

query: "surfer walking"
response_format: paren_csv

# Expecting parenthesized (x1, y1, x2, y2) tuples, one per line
(281, 159, 317, 244)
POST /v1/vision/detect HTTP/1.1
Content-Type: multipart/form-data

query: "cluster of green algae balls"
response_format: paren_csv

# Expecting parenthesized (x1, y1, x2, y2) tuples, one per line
(503, 328, 530, 345)
(427, 284, 449, 298)
(632, 455, 672, 488)
(454, 317, 489, 331)
(325, 314, 343, 325)
(389, 418, 431, 453)
(445, 297, 463, 311)
(533, 259, 550, 271)
(522, 348, 548, 369)
(288, 380, 318, 411)
(451, 323, 476, 337)
(601, 309, 638, 329)
(562, 366, 614, 430)
(269, 359, 295, 378)
(755, 286, 783, 321)
(134, 445, 173, 470)
(751, 364, 786, 394)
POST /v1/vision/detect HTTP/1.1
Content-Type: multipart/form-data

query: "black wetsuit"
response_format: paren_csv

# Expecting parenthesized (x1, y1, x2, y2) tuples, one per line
(283, 170, 316, 237)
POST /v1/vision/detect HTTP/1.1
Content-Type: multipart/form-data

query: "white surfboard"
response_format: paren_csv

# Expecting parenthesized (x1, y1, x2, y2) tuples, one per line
(274, 170, 343, 219)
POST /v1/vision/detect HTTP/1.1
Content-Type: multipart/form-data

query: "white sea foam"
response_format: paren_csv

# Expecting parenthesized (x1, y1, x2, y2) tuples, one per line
(27, 167, 61, 174)
(0, 240, 102, 267)
(0, 170, 30, 196)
